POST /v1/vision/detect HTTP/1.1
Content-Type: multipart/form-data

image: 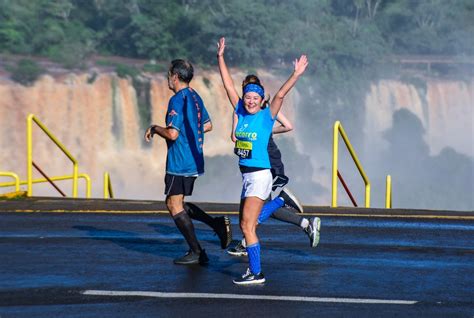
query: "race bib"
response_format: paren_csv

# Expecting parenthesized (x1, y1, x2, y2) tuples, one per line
(234, 140, 253, 159)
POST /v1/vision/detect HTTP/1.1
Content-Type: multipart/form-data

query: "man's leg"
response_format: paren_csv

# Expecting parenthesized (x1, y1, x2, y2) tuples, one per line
(184, 202, 232, 249)
(167, 194, 201, 254)
(165, 175, 208, 265)
(272, 207, 321, 248)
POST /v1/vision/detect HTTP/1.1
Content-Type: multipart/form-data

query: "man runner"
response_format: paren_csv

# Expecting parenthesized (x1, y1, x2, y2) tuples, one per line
(145, 59, 232, 265)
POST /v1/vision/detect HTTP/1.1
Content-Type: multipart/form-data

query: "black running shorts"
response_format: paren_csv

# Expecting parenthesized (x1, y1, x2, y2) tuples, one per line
(164, 174, 197, 196)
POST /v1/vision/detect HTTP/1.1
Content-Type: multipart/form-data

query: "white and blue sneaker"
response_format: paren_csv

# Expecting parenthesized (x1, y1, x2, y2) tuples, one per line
(304, 217, 321, 247)
(233, 268, 265, 285)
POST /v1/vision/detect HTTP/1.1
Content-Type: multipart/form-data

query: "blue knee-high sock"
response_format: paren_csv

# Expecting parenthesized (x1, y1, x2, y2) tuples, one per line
(246, 242, 261, 275)
(258, 197, 284, 224)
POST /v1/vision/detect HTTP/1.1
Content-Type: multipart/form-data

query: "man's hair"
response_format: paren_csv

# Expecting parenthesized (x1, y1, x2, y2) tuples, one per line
(169, 59, 194, 83)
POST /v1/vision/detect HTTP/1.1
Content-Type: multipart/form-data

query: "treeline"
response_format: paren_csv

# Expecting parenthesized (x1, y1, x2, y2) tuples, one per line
(1, 0, 473, 73)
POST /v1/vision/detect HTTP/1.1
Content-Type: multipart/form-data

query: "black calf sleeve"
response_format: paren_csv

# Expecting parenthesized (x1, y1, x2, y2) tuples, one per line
(271, 207, 304, 226)
(173, 210, 201, 253)
(184, 202, 216, 229)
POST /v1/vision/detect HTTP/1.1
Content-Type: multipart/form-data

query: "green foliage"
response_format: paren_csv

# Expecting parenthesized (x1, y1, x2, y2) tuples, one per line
(95, 59, 117, 67)
(142, 62, 167, 73)
(115, 64, 140, 79)
(0, 0, 471, 74)
(9, 59, 45, 86)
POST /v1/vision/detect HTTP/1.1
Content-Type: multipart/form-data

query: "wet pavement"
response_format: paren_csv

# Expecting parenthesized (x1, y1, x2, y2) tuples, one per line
(0, 200, 473, 317)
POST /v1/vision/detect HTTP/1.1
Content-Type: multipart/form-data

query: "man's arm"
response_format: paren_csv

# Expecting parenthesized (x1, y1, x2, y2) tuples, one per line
(204, 121, 212, 133)
(144, 125, 179, 142)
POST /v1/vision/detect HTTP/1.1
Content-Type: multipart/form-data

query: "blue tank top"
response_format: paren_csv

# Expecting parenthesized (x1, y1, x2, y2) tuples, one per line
(234, 99, 275, 169)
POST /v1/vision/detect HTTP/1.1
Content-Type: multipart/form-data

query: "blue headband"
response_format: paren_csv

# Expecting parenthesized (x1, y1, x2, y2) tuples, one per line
(243, 83, 265, 98)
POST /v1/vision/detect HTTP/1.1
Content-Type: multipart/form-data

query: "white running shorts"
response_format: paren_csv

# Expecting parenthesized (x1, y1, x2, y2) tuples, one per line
(241, 169, 273, 200)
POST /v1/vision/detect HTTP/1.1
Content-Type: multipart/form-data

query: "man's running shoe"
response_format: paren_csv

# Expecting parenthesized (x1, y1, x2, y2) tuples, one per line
(233, 268, 265, 285)
(304, 217, 321, 248)
(279, 188, 304, 213)
(227, 239, 247, 256)
(173, 249, 209, 265)
(213, 216, 232, 249)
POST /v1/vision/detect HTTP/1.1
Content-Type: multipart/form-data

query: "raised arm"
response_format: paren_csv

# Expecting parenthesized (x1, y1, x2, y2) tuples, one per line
(270, 55, 308, 118)
(217, 37, 240, 108)
(273, 111, 293, 134)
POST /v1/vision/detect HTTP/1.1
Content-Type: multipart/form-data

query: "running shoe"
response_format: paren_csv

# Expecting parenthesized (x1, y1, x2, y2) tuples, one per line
(279, 188, 304, 213)
(304, 217, 321, 248)
(227, 239, 247, 256)
(233, 268, 265, 285)
(213, 216, 232, 249)
(173, 249, 209, 265)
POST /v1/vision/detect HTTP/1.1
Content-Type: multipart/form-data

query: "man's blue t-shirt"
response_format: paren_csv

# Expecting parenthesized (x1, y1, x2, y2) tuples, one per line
(234, 99, 275, 169)
(166, 87, 210, 176)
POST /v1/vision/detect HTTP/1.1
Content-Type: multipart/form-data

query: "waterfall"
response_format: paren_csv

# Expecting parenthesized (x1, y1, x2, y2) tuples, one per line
(0, 71, 472, 210)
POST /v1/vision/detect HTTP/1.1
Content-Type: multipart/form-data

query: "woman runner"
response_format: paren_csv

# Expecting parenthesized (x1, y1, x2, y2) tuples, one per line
(217, 37, 308, 284)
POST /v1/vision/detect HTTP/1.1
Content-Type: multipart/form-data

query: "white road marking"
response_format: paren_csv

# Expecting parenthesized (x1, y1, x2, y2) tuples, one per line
(82, 290, 417, 305)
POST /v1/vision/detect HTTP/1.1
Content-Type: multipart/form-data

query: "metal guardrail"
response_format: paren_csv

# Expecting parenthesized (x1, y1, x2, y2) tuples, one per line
(337, 170, 358, 207)
(332, 121, 371, 208)
(27, 114, 79, 197)
(385, 175, 392, 208)
(0, 174, 91, 198)
(0, 172, 20, 192)
(1, 114, 112, 199)
(332, 121, 393, 208)
(103, 172, 114, 199)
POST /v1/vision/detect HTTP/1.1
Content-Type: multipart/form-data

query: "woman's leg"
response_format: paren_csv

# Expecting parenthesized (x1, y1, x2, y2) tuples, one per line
(240, 197, 264, 245)
(240, 196, 264, 275)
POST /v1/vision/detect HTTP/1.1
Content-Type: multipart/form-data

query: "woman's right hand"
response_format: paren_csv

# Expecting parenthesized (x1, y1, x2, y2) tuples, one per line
(217, 37, 226, 57)
(217, 36, 239, 108)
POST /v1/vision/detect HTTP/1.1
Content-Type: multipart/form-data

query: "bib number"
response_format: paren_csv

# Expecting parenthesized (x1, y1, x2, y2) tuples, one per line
(234, 140, 253, 159)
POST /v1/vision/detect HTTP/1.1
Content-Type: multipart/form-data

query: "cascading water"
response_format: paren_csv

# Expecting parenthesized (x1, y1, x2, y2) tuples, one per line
(0, 71, 472, 210)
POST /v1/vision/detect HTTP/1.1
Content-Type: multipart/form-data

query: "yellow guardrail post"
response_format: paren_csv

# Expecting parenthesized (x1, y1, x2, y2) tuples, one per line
(0, 172, 20, 192)
(27, 114, 79, 197)
(83, 173, 92, 198)
(385, 175, 392, 208)
(27, 115, 33, 196)
(0, 173, 92, 198)
(332, 123, 340, 207)
(332, 121, 371, 208)
(104, 172, 114, 199)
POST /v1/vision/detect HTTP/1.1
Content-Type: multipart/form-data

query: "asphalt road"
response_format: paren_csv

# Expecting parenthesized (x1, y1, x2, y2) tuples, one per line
(1, 210, 473, 317)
